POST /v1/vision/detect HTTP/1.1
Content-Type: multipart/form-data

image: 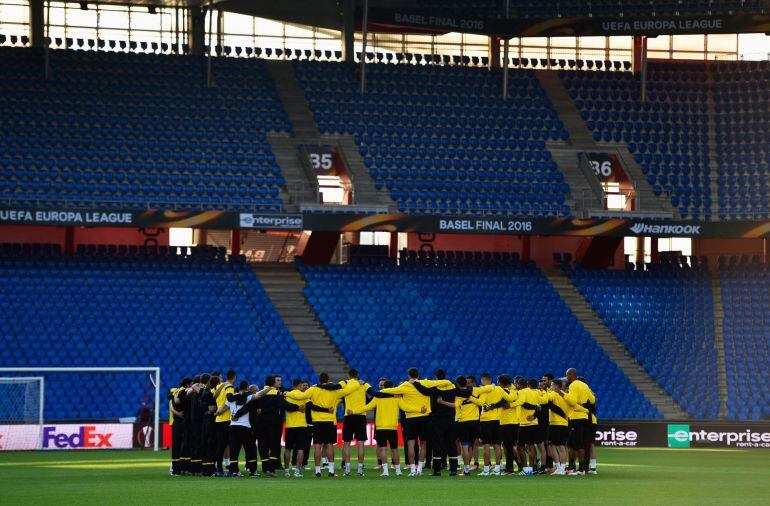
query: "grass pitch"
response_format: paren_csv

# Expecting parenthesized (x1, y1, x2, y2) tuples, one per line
(1, 448, 768, 505)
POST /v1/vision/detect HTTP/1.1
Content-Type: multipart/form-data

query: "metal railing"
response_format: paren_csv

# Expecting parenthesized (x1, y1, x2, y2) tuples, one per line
(286, 180, 320, 206)
(576, 152, 606, 210)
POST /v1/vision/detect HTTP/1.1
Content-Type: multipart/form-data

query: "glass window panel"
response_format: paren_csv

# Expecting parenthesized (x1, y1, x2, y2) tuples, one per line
(224, 12, 254, 35)
(609, 36, 632, 49)
(1, 0, 28, 23)
(647, 35, 671, 51)
(99, 8, 130, 30)
(707, 34, 737, 52)
(672, 34, 704, 51)
(255, 17, 286, 37)
(580, 36, 606, 49)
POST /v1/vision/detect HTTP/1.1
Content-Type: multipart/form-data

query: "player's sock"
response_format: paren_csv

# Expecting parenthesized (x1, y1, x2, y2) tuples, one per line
(417, 461, 423, 474)
(224, 458, 230, 468)
(284, 467, 290, 476)
(410, 463, 416, 473)
(590, 459, 597, 469)
(358, 463, 364, 474)
(329, 462, 335, 475)
(483, 465, 490, 473)
(493, 465, 500, 474)
(344, 462, 350, 473)
(315, 466, 321, 475)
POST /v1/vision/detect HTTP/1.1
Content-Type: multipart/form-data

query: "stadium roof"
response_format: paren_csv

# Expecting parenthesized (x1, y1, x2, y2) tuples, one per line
(47, 0, 770, 36)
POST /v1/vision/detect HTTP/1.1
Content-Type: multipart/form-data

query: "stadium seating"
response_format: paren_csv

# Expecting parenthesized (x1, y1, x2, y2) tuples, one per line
(0, 47, 289, 212)
(299, 253, 661, 419)
(713, 60, 770, 220)
(567, 260, 719, 418)
(718, 256, 770, 420)
(561, 61, 713, 220)
(295, 61, 572, 217)
(0, 245, 314, 420)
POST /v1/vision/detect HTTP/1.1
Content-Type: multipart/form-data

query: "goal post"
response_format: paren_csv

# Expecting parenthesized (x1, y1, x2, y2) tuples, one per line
(0, 367, 160, 451)
(0, 376, 44, 448)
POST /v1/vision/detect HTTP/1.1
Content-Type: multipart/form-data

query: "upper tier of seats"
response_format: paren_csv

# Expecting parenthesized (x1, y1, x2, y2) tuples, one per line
(0, 245, 314, 420)
(561, 61, 713, 221)
(712, 61, 770, 220)
(415, 0, 769, 18)
(0, 47, 289, 212)
(299, 255, 661, 419)
(718, 257, 770, 420)
(295, 61, 571, 217)
(567, 261, 719, 419)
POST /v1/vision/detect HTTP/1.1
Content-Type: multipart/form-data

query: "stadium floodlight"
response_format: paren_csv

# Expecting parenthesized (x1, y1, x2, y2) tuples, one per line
(0, 367, 160, 451)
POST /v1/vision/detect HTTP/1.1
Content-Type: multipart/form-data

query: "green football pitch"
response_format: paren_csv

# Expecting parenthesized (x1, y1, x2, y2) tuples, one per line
(1, 448, 768, 505)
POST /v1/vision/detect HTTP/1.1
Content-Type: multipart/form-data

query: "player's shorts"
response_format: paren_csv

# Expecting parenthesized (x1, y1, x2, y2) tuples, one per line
(500, 423, 518, 447)
(312, 422, 337, 445)
(284, 427, 309, 451)
(342, 415, 368, 442)
(517, 424, 540, 445)
(548, 425, 569, 446)
(403, 417, 430, 442)
(375, 429, 398, 449)
(538, 421, 549, 444)
(479, 420, 501, 445)
(568, 419, 590, 450)
(457, 421, 479, 445)
(589, 422, 597, 445)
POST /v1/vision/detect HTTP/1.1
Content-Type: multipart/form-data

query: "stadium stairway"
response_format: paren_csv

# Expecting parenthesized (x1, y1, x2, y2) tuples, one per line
(267, 60, 394, 211)
(538, 70, 674, 218)
(266, 61, 322, 210)
(710, 272, 729, 418)
(336, 136, 397, 209)
(267, 134, 319, 210)
(267, 60, 321, 138)
(251, 262, 350, 380)
(705, 70, 720, 221)
(544, 268, 689, 418)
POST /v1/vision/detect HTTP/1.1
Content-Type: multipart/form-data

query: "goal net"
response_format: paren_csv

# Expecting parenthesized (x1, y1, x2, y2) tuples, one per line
(0, 367, 160, 451)
(0, 377, 44, 450)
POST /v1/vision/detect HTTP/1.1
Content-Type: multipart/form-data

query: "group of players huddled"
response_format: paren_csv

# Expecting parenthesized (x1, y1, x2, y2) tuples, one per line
(168, 367, 597, 478)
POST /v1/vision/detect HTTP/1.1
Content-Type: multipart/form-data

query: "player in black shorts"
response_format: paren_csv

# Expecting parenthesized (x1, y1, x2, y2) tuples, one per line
(546, 379, 570, 475)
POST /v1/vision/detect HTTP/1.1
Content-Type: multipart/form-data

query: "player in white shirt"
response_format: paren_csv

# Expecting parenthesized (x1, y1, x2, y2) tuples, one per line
(215, 381, 274, 477)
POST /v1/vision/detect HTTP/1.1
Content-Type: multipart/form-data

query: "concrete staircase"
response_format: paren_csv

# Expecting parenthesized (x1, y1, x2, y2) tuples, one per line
(265, 61, 322, 210)
(267, 134, 317, 211)
(710, 273, 729, 418)
(544, 268, 689, 419)
(267, 60, 320, 138)
(706, 67, 720, 221)
(267, 60, 394, 211)
(537, 70, 674, 218)
(537, 70, 602, 214)
(336, 135, 396, 209)
(251, 262, 350, 381)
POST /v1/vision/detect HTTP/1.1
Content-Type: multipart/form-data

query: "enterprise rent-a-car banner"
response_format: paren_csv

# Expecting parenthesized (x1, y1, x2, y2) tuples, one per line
(595, 421, 770, 449)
